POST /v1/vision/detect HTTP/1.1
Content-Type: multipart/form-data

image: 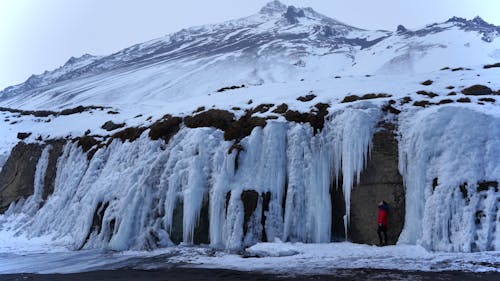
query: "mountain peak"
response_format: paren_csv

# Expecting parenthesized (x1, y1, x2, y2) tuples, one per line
(397, 24, 408, 33)
(472, 16, 488, 25)
(258, 1, 340, 26)
(284, 5, 306, 24)
(64, 53, 96, 67)
(446, 16, 467, 23)
(446, 15, 495, 27)
(259, 0, 288, 15)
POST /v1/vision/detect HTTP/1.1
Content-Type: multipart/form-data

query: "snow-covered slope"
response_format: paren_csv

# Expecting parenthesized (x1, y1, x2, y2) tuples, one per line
(0, 1, 499, 111)
(1, 1, 500, 255)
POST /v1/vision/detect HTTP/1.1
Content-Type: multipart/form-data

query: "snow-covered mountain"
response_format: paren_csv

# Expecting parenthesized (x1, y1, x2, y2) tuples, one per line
(1, 0, 499, 110)
(0, 1, 500, 257)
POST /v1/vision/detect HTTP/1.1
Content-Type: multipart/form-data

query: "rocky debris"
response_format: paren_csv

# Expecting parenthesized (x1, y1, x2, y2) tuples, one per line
(251, 104, 275, 114)
(477, 181, 498, 192)
(76, 136, 104, 160)
(224, 111, 267, 141)
(193, 106, 205, 113)
(183, 108, 268, 142)
(413, 100, 432, 107)
(457, 97, 471, 103)
(446, 85, 455, 89)
(483, 62, 500, 69)
(297, 94, 316, 102)
(341, 93, 391, 103)
(416, 91, 438, 98)
(447, 91, 457, 96)
(101, 121, 126, 131)
(400, 96, 412, 105)
(451, 67, 466, 72)
(284, 103, 329, 135)
(437, 99, 454, 105)
(76, 129, 144, 160)
(479, 97, 496, 103)
(0, 105, 107, 118)
(185, 110, 235, 131)
(16, 132, 32, 140)
(421, 80, 433, 86)
(107, 110, 119, 115)
(272, 103, 288, 114)
(440, 67, 450, 70)
(0, 108, 53, 118)
(216, 84, 245, 93)
(149, 115, 182, 142)
(60, 106, 102, 116)
(382, 103, 401, 115)
(77, 136, 99, 153)
(461, 85, 493, 96)
(112, 127, 147, 143)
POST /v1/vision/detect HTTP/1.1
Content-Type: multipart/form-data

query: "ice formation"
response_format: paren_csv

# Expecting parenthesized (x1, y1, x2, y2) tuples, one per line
(398, 106, 500, 251)
(0, 106, 380, 251)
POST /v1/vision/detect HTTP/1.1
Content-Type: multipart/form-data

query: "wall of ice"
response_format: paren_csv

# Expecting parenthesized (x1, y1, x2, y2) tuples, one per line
(1, 104, 499, 253)
(0, 105, 380, 251)
(398, 106, 500, 252)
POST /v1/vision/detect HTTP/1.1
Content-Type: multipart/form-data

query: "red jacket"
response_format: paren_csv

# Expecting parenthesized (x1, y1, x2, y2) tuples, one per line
(378, 206, 388, 226)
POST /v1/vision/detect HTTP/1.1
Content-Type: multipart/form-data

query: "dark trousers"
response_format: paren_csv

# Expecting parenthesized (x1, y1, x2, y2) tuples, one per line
(377, 225, 388, 245)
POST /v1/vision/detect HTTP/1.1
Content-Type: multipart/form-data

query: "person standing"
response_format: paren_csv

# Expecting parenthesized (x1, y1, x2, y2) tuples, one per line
(377, 201, 389, 246)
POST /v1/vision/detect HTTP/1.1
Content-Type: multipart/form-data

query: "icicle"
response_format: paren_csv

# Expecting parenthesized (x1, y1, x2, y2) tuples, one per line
(329, 104, 381, 239)
(208, 147, 236, 248)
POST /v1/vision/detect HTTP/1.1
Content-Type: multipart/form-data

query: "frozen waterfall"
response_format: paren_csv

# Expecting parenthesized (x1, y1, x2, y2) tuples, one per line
(1, 104, 499, 253)
(398, 106, 500, 251)
(0, 105, 380, 251)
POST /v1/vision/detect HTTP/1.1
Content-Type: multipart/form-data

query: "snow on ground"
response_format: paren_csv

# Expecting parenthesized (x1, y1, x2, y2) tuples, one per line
(0, 65, 499, 164)
(0, 229, 70, 254)
(0, 238, 498, 274)
(187, 242, 500, 274)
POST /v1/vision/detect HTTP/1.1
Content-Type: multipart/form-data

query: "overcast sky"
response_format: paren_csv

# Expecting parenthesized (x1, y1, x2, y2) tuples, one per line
(1, 0, 499, 90)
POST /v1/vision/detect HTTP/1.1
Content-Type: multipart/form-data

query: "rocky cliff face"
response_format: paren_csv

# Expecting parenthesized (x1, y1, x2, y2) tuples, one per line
(0, 141, 64, 212)
(0, 142, 43, 212)
(349, 122, 405, 245)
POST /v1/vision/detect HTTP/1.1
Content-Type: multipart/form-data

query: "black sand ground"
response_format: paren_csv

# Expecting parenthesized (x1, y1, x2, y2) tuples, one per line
(0, 268, 498, 281)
